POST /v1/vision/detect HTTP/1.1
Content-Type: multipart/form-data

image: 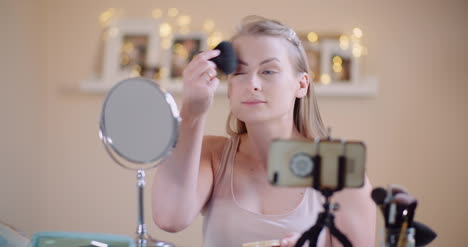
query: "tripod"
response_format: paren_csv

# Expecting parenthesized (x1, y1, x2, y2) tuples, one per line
(295, 189, 352, 247)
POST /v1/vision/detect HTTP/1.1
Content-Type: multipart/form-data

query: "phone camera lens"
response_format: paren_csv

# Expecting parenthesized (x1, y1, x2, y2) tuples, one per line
(290, 153, 314, 177)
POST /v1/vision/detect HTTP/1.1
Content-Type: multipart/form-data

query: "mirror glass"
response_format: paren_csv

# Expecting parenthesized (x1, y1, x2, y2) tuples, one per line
(100, 77, 179, 168)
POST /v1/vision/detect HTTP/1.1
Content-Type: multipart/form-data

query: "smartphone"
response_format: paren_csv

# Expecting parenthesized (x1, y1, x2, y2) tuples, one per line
(267, 139, 366, 190)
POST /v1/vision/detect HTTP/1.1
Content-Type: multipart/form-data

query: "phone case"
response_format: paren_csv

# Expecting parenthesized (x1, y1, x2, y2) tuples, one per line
(267, 139, 366, 189)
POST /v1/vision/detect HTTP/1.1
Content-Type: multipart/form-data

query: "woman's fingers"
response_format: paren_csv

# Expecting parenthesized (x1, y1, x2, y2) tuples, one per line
(183, 50, 220, 79)
(180, 50, 221, 117)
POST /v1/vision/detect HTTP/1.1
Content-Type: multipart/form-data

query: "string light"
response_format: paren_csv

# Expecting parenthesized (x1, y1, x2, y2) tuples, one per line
(353, 27, 363, 38)
(97, 7, 371, 85)
(99, 8, 124, 27)
(177, 15, 191, 26)
(333, 64, 343, 73)
(151, 8, 163, 19)
(168, 8, 179, 17)
(307, 32, 318, 43)
(159, 67, 169, 78)
(332, 56, 343, 65)
(339, 35, 350, 50)
(353, 45, 363, 57)
(159, 23, 172, 38)
(99, 8, 116, 27)
(208, 31, 223, 49)
(321, 74, 331, 85)
(130, 65, 142, 77)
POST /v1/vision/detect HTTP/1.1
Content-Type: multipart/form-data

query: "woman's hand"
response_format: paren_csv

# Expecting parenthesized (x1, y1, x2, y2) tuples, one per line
(181, 49, 220, 118)
(280, 232, 301, 247)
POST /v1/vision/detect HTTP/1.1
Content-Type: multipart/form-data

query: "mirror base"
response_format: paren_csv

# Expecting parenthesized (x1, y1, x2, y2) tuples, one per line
(136, 233, 175, 247)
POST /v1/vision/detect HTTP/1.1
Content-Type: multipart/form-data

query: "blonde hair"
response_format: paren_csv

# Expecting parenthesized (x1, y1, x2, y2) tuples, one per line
(226, 16, 328, 139)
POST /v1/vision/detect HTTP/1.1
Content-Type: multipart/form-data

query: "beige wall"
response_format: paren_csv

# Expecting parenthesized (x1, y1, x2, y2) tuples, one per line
(0, 0, 46, 235)
(1, 0, 467, 246)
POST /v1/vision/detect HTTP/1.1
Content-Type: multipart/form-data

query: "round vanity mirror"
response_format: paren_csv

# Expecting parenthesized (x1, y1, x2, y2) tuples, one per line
(99, 77, 179, 247)
(100, 77, 180, 169)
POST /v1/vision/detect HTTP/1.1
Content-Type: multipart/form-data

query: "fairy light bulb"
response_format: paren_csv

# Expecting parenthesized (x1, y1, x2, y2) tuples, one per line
(321, 74, 331, 84)
(160, 23, 172, 38)
(168, 8, 179, 17)
(152, 8, 163, 18)
(307, 32, 318, 43)
(353, 27, 363, 38)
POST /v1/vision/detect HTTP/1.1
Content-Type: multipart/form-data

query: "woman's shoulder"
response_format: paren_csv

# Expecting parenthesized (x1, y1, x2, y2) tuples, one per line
(201, 135, 231, 175)
(201, 135, 230, 158)
(203, 135, 229, 143)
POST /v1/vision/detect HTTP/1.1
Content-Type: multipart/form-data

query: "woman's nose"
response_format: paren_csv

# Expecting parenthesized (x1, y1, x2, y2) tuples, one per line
(247, 73, 262, 91)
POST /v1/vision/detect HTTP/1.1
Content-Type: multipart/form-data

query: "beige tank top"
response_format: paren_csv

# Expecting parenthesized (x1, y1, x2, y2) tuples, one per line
(202, 135, 327, 247)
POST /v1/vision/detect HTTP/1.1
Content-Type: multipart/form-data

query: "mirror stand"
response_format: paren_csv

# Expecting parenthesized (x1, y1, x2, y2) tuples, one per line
(135, 170, 174, 247)
(100, 78, 179, 247)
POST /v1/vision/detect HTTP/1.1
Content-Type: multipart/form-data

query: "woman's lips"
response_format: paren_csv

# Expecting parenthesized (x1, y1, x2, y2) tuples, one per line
(241, 100, 267, 105)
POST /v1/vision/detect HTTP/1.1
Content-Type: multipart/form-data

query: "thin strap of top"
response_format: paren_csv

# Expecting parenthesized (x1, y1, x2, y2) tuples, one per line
(212, 134, 240, 190)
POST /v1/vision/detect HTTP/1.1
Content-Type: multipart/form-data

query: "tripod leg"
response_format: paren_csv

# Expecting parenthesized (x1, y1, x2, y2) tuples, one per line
(328, 224, 353, 247)
(295, 214, 326, 247)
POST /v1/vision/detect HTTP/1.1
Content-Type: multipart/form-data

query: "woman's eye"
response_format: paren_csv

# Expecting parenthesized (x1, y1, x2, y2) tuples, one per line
(262, 70, 276, 75)
(233, 71, 246, 75)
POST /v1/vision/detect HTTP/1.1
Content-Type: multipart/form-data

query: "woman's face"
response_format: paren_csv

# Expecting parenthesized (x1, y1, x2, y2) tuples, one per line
(228, 35, 307, 125)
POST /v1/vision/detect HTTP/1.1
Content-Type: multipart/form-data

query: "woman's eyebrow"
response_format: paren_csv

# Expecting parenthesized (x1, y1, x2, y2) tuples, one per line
(259, 57, 280, 65)
(237, 57, 280, 66)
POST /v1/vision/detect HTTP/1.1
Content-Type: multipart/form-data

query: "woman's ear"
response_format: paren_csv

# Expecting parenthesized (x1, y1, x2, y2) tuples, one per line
(295, 73, 309, 98)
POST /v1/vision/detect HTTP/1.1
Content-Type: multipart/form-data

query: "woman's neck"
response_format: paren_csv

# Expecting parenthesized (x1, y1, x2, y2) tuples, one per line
(239, 120, 306, 168)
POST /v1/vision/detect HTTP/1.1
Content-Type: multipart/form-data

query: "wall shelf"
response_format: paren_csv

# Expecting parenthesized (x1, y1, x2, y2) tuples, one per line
(79, 76, 378, 97)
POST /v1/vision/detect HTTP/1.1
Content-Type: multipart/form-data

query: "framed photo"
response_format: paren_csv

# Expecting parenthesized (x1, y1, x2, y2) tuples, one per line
(320, 39, 360, 83)
(102, 18, 160, 84)
(299, 35, 322, 84)
(168, 32, 207, 80)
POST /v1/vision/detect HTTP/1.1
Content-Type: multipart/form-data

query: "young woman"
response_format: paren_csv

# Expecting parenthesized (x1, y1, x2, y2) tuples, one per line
(152, 16, 376, 247)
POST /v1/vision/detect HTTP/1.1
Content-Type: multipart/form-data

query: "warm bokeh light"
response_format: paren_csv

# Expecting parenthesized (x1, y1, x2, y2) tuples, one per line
(321, 74, 331, 84)
(122, 42, 134, 53)
(208, 31, 223, 49)
(159, 23, 172, 38)
(177, 15, 191, 26)
(131, 65, 142, 77)
(353, 45, 363, 57)
(162, 38, 172, 50)
(174, 43, 189, 58)
(168, 8, 179, 17)
(339, 35, 350, 50)
(151, 8, 163, 18)
(353, 27, 363, 38)
(332, 56, 343, 65)
(120, 54, 130, 66)
(333, 64, 343, 73)
(99, 8, 117, 27)
(159, 67, 169, 78)
(203, 19, 215, 33)
(307, 32, 318, 43)
(108, 27, 119, 37)
(179, 26, 190, 34)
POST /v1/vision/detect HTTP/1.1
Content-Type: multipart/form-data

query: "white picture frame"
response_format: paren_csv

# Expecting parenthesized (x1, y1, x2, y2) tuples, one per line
(320, 39, 360, 83)
(102, 18, 160, 85)
(166, 32, 208, 80)
(301, 40, 322, 84)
